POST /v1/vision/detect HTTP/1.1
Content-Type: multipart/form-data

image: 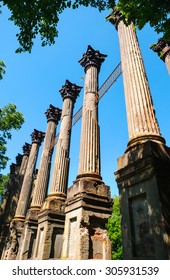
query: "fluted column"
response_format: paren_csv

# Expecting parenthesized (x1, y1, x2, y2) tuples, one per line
(107, 10, 165, 147)
(19, 143, 31, 178)
(14, 129, 45, 221)
(49, 80, 81, 198)
(77, 45, 107, 180)
(151, 38, 170, 75)
(30, 105, 61, 210)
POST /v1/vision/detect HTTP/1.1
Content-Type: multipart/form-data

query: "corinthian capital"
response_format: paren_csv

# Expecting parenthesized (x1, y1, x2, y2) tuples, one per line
(15, 153, 23, 166)
(151, 38, 170, 61)
(22, 142, 31, 155)
(45, 104, 62, 124)
(106, 7, 123, 30)
(59, 80, 82, 102)
(30, 129, 45, 145)
(79, 45, 107, 72)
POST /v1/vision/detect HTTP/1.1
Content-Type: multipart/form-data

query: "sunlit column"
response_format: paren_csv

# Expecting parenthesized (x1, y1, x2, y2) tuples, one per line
(30, 105, 61, 210)
(14, 129, 45, 221)
(107, 9, 165, 147)
(49, 80, 81, 198)
(77, 45, 107, 180)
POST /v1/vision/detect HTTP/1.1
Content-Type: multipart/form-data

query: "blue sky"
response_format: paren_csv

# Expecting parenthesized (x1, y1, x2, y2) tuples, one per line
(0, 6, 170, 197)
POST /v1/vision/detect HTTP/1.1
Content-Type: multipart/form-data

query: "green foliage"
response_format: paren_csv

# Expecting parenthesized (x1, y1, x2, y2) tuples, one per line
(1, 1, 169, 52)
(0, 0, 115, 53)
(0, 173, 9, 203)
(0, 103, 24, 171)
(0, 60, 6, 79)
(116, 0, 170, 41)
(106, 195, 123, 260)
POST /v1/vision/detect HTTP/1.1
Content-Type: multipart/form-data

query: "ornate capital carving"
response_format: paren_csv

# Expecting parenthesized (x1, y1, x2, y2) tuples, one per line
(79, 45, 107, 72)
(151, 38, 170, 61)
(15, 153, 23, 166)
(59, 80, 82, 102)
(22, 142, 31, 155)
(106, 8, 123, 30)
(30, 129, 45, 145)
(10, 163, 16, 174)
(45, 104, 62, 124)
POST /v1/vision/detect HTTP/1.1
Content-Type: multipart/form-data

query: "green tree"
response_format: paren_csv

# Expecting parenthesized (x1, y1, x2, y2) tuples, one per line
(0, 173, 9, 202)
(0, 1, 169, 53)
(0, 103, 24, 171)
(0, 103, 24, 202)
(106, 195, 123, 260)
(0, 60, 6, 79)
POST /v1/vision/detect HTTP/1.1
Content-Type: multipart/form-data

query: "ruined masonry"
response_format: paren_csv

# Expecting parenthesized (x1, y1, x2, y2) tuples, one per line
(1, 8, 170, 260)
(17, 105, 62, 260)
(0, 143, 31, 258)
(33, 81, 81, 260)
(108, 8, 170, 259)
(2, 130, 45, 260)
(61, 45, 112, 260)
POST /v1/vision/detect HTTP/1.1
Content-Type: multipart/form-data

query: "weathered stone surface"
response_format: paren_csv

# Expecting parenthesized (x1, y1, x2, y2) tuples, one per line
(17, 106, 61, 260)
(115, 141, 170, 259)
(62, 46, 112, 260)
(32, 201, 65, 260)
(77, 45, 107, 180)
(62, 180, 112, 260)
(50, 81, 81, 196)
(107, 9, 165, 146)
(33, 82, 80, 260)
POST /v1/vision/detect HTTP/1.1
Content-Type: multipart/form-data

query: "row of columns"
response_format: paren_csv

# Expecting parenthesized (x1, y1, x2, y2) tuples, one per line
(0, 77, 83, 259)
(1, 7, 169, 260)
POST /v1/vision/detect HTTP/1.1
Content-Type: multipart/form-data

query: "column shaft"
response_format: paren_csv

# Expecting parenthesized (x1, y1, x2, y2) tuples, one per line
(19, 154, 29, 177)
(31, 121, 56, 208)
(78, 66, 100, 176)
(14, 129, 44, 220)
(14, 142, 39, 219)
(49, 80, 81, 197)
(50, 99, 73, 195)
(117, 20, 164, 145)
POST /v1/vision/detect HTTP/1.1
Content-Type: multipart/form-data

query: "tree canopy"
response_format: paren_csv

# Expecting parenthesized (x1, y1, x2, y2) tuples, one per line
(0, 0, 169, 53)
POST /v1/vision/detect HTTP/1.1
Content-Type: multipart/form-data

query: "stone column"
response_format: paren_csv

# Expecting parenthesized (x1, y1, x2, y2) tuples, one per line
(2, 130, 44, 260)
(14, 129, 45, 221)
(151, 38, 170, 75)
(17, 105, 61, 260)
(0, 163, 19, 258)
(107, 10, 165, 148)
(107, 9, 170, 259)
(0, 144, 31, 259)
(61, 46, 112, 260)
(19, 143, 31, 180)
(49, 80, 81, 199)
(77, 45, 107, 181)
(33, 81, 81, 260)
(30, 105, 62, 210)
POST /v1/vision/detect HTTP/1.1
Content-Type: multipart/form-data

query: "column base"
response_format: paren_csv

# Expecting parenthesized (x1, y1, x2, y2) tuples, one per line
(127, 134, 166, 150)
(1, 219, 24, 260)
(61, 179, 112, 260)
(76, 172, 103, 183)
(17, 208, 40, 260)
(32, 196, 65, 260)
(115, 140, 170, 259)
